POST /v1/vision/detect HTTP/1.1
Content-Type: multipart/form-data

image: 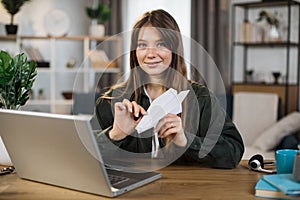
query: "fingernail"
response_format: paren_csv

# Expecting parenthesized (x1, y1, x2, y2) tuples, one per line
(129, 108, 133, 113)
(135, 112, 139, 117)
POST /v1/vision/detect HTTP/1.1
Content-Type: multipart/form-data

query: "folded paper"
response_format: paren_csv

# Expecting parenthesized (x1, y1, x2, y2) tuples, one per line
(135, 88, 189, 134)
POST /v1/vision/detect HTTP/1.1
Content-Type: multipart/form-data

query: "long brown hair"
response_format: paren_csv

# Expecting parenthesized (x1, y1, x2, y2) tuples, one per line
(104, 9, 188, 101)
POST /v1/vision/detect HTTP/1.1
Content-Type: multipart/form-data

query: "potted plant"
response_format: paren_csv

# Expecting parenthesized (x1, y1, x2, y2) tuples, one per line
(86, 3, 111, 36)
(0, 50, 37, 165)
(1, 0, 31, 35)
(257, 10, 280, 41)
(0, 51, 37, 109)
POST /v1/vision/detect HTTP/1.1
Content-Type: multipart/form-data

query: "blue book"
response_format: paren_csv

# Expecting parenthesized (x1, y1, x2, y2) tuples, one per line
(262, 174, 300, 196)
(255, 178, 300, 199)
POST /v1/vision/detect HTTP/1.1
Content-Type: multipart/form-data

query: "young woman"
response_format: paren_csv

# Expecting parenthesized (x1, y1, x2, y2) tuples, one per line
(96, 9, 244, 169)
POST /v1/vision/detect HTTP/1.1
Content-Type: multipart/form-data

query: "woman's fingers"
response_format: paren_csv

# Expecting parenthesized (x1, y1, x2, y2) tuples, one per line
(155, 114, 187, 147)
(113, 100, 140, 138)
(115, 102, 126, 111)
(155, 114, 181, 136)
(131, 101, 140, 118)
(119, 99, 147, 120)
(160, 125, 181, 138)
(122, 99, 133, 113)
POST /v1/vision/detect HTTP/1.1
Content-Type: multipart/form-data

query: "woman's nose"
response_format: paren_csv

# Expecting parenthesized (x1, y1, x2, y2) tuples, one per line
(146, 47, 157, 57)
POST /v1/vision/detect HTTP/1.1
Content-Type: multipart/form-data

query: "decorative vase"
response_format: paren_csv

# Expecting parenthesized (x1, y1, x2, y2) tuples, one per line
(268, 25, 280, 42)
(5, 24, 18, 35)
(89, 24, 105, 37)
(88, 19, 105, 36)
(0, 136, 12, 166)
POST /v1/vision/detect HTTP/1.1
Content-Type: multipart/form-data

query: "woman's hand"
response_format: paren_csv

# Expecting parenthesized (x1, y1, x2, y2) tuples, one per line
(109, 99, 147, 141)
(155, 114, 187, 147)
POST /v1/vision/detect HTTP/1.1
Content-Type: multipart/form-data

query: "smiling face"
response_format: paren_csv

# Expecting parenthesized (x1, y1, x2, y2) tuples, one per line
(136, 26, 172, 78)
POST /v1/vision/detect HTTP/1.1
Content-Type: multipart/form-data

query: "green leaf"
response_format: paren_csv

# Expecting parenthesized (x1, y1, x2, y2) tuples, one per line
(86, 3, 111, 24)
(0, 50, 37, 109)
(256, 10, 279, 28)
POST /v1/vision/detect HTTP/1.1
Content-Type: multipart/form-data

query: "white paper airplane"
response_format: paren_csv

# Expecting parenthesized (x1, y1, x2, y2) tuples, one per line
(135, 88, 189, 134)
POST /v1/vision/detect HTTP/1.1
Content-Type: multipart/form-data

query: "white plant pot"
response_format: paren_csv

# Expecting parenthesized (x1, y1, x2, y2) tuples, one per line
(0, 136, 12, 166)
(89, 24, 105, 37)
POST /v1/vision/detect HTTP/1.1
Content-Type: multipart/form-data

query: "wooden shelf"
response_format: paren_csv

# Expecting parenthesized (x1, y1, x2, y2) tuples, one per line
(0, 35, 120, 41)
(234, 0, 300, 8)
(233, 42, 299, 47)
(233, 82, 297, 86)
(27, 100, 52, 105)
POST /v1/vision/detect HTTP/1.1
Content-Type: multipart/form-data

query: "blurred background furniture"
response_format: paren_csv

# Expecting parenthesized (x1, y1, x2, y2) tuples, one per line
(232, 92, 279, 160)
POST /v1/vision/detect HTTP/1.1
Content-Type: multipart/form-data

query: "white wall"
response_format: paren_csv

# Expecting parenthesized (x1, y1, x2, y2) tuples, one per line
(124, 0, 190, 36)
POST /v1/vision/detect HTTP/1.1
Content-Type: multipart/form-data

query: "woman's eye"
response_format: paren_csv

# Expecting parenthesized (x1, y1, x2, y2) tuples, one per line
(157, 42, 166, 48)
(137, 43, 146, 48)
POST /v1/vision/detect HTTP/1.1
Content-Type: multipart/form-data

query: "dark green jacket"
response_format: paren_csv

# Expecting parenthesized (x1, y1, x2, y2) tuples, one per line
(95, 82, 244, 169)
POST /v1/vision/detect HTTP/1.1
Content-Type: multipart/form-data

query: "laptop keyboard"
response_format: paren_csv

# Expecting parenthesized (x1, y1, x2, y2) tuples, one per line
(108, 174, 129, 186)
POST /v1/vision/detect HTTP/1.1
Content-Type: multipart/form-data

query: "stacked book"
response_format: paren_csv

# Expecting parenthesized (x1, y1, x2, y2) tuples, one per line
(255, 174, 300, 199)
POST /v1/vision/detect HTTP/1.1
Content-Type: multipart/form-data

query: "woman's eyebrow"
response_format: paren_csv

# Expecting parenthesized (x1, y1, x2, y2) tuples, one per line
(137, 39, 164, 42)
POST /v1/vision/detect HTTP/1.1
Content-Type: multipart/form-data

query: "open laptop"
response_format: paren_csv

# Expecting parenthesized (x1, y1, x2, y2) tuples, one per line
(0, 109, 161, 197)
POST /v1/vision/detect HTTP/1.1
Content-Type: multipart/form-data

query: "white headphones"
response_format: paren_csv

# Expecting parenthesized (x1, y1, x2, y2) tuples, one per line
(248, 154, 276, 174)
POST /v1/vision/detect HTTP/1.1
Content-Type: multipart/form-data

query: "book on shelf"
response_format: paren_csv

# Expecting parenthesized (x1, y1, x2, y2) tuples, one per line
(255, 178, 299, 199)
(24, 46, 50, 68)
(24, 46, 44, 61)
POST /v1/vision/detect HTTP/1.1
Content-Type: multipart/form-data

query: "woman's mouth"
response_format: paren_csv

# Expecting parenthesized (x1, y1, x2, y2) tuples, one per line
(144, 61, 162, 67)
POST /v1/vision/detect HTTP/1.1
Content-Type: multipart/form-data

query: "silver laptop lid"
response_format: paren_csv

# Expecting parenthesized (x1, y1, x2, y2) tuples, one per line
(0, 109, 113, 196)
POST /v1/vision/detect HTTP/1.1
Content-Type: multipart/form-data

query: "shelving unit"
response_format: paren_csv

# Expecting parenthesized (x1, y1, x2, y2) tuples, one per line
(230, 0, 300, 115)
(0, 35, 123, 114)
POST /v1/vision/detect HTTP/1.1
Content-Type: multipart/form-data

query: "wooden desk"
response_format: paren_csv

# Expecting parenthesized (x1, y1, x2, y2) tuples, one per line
(0, 161, 263, 200)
